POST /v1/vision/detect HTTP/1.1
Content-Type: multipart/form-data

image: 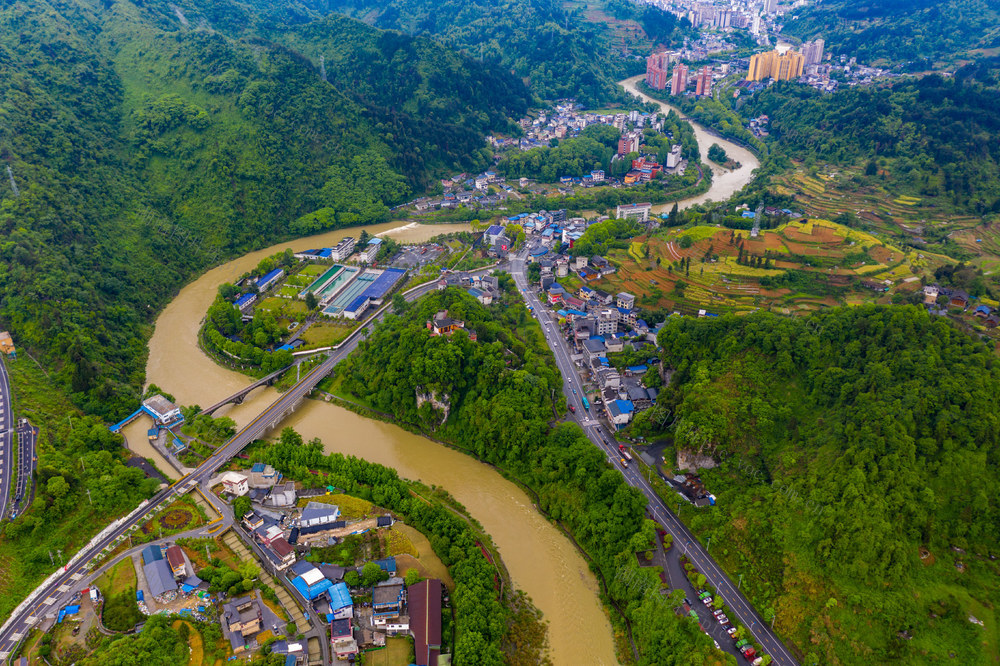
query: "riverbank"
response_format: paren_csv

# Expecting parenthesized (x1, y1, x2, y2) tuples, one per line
(618, 75, 760, 212)
(141, 218, 619, 666)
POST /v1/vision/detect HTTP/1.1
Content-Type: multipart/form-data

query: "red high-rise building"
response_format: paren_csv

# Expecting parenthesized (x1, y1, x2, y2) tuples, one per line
(695, 66, 713, 97)
(645, 52, 671, 90)
(670, 64, 689, 96)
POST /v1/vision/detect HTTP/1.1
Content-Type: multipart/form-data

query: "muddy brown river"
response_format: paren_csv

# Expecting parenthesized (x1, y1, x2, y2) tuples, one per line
(132, 219, 620, 665)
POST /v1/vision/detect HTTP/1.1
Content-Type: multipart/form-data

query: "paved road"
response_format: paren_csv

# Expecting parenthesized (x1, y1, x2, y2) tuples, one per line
(10, 421, 37, 518)
(510, 251, 798, 666)
(0, 355, 12, 520)
(0, 270, 492, 662)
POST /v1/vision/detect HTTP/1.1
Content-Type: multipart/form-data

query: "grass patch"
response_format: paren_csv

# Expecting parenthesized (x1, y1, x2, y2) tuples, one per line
(298, 492, 373, 519)
(300, 321, 357, 348)
(95, 558, 137, 597)
(383, 527, 418, 558)
(365, 636, 415, 666)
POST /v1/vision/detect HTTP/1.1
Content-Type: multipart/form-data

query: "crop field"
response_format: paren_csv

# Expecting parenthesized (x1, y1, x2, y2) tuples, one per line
(589, 217, 938, 315)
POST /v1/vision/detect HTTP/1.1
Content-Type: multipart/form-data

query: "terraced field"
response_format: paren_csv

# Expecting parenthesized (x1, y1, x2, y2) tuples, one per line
(589, 218, 942, 315)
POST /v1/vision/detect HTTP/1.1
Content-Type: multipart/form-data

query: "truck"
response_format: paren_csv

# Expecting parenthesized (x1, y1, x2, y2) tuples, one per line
(619, 445, 633, 462)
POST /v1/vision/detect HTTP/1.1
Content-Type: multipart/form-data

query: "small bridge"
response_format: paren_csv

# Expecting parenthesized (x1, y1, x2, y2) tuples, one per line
(198, 366, 289, 416)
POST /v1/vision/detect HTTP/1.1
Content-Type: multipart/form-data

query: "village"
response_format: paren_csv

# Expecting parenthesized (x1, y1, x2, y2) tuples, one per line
(34, 456, 450, 666)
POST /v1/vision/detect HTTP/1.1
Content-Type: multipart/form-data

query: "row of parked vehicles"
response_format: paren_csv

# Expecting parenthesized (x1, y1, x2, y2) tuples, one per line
(682, 591, 766, 664)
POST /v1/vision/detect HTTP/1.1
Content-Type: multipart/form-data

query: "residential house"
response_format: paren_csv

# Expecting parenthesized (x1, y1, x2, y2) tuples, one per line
(483, 225, 505, 245)
(595, 367, 621, 390)
(328, 582, 354, 620)
(467, 287, 493, 305)
(949, 290, 970, 309)
(266, 481, 297, 508)
(605, 336, 625, 353)
(222, 595, 263, 652)
(593, 289, 614, 305)
(606, 400, 634, 429)
(220, 471, 249, 497)
(583, 338, 607, 363)
(374, 557, 398, 576)
(975, 304, 992, 318)
(596, 309, 618, 336)
(428, 311, 465, 336)
(573, 317, 596, 341)
(249, 463, 278, 488)
(372, 579, 406, 626)
(574, 256, 589, 270)
(923, 284, 940, 305)
(616, 292, 636, 310)
(266, 537, 296, 571)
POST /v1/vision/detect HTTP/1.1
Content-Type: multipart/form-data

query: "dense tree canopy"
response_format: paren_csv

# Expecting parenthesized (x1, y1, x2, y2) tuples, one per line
(0, 0, 528, 419)
(657, 305, 1000, 663)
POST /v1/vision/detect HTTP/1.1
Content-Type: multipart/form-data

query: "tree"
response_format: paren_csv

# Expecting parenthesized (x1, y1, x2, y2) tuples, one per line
(707, 143, 728, 164)
(233, 495, 251, 518)
(359, 230, 371, 246)
(344, 570, 360, 587)
(304, 291, 318, 311)
(679, 234, 693, 249)
(393, 293, 409, 314)
(404, 568, 423, 586)
(360, 562, 389, 586)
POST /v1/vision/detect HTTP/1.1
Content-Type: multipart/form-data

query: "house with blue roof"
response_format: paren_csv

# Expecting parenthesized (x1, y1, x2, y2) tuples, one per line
(607, 399, 635, 429)
(256, 268, 285, 292)
(328, 582, 353, 620)
(233, 293, 257, 313)
(741, 210, 756, 219)
(292, 567, 334, 601)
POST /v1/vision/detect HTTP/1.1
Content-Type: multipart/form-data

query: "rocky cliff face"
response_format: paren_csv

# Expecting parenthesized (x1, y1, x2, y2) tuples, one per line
(676, 448, 717, 472)
(416, 389, 451, 425)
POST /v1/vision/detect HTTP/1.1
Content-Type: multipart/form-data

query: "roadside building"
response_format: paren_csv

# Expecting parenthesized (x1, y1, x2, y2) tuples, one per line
(220, 471, 249, 496)
(328, 581, 354, 620)
(249, 463, 278, 488)
(330, 237, 357, 262)
(143, 559, 178, 600)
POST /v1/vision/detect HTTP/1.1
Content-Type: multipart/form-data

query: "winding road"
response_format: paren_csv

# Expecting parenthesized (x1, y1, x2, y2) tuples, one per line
(511, 249, 798, 666)
(0, 274, 466, 662)
(0, 356, 12, 520)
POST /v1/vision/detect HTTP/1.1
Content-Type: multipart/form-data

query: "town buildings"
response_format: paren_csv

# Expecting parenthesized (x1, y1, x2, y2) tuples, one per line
(747, 46, 804, 81)
(695, 66, 713, 97)
(646, 51, 673, 90)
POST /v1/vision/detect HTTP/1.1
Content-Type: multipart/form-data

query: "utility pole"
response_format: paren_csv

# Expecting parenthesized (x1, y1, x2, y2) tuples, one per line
(7, 165, 19, 197)
(86, 489, 92, 505)
(80, 456, 85, 472)
(48, 550, 55, 565)
(737, 573, 743, 590)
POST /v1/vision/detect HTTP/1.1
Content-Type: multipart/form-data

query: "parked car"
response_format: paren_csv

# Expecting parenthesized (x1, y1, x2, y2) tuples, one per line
(712, 609, 725, 618)
(702, 597, 713, 606)
(717, 615, 729, 625)
(736, 639, 749, 648)
(726, 627, 738, 637)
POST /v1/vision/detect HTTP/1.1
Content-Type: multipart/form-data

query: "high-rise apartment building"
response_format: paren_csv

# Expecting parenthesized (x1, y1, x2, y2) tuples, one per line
(763, 0, 777, 15)
(645, 51, 671, 90)
(746, 48, 804, 81)
(695, 66, 713, 97)
(801, 38, 825, 66)
(671, 64, 689, 96)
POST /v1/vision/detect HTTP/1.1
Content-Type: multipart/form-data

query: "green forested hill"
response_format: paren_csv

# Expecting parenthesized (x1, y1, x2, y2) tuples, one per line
(336, 283, 729, 663)
(0, 0, 528, 418)
(304, 0, 682, 105)
(781, 0, 1000, 70)
(742, 67, 1000, 215)
(657, 306, 1000, 663)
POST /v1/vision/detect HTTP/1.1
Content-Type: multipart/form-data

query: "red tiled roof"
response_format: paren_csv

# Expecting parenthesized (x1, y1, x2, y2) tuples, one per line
(409, 579, 442, 666)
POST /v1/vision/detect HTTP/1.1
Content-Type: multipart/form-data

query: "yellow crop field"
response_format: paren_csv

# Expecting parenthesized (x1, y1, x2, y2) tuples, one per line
(675, 225, 724, 242)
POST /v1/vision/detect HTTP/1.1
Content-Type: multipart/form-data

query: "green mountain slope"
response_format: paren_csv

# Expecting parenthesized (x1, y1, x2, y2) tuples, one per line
(306, 0, 687, 105)
(657, 306, 1000, 664)
(782, 0, 1000, 70)
(0, 0, 528, 418)
(742, 68, 1000, 216)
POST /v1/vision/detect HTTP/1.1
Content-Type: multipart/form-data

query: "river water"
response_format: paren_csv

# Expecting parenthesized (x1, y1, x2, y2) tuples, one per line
(132, 85, 759, 663)
(617, 75, 760, 214)
(135, 219, 620, 665)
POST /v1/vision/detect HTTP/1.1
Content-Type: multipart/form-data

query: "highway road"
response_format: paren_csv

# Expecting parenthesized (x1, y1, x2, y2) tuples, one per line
(10, 420, 37, 518)
(0, 272, 476, 662)
(0, 355, 12, 520)
(510, 250, 799, 666)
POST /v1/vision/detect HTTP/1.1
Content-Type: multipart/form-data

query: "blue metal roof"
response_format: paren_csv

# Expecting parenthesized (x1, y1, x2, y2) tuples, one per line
(615, 399, 635, 414)
(329, 582, 352, 610)
(257, 268, 283, 286)
(627, 365, 648, 374)
(234, 293, 255, 308)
